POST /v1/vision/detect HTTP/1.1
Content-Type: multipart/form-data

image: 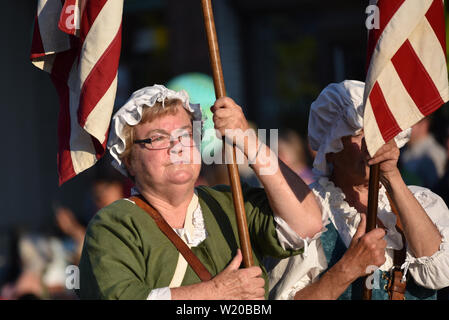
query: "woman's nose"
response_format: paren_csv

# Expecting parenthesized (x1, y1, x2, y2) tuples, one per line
(169, 139, 183, 154)
(361, 137, 369, 154)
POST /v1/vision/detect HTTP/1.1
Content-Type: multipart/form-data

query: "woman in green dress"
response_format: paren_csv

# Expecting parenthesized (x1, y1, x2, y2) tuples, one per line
(78, 84, 324, 300)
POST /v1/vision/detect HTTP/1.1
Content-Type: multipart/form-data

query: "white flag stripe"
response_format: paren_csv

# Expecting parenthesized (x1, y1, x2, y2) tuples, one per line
(31, 0, 123, 184)
(408, 17, 449, 102)
(32, 54, 56, 73)
(364, 0, 433, 105)
(83, 74, 118, 144)
(67, 61, 97, 174)
(364, 0, 448, 157)
(70, 142, 97, 175)
(37, 0, 70, 60)
(376, 62, 424, 129)
(79, 0, 123, 86)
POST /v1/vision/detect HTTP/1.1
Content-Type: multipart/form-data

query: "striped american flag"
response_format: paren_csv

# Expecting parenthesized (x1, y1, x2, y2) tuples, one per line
(30, 0, 123, 185)
(363, 0, 449, 157)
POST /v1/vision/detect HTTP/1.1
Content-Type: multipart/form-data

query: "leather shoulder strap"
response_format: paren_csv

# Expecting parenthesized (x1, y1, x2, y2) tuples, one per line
(385, 191, 407, 300)
(130, 195, 212, 282)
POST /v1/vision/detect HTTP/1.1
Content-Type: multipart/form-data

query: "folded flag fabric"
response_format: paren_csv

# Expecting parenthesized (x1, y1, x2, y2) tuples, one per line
(364, 0, 449, 156)
(31, 0, 123, 185)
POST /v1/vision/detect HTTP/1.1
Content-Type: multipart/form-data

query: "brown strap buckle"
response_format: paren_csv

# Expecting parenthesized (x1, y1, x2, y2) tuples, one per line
(385, 190, 408, 300)
(387, 267, 407, 300)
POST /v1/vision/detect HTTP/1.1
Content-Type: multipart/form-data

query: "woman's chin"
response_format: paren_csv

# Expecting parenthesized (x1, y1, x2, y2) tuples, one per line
(166, 166, 197, 185)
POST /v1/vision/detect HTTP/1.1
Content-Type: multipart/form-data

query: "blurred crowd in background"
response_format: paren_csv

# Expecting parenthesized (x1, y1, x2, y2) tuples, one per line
(1, 1, 449, 300)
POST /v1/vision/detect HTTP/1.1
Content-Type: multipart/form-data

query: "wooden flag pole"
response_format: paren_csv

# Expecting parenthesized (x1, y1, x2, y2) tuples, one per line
(200, 0, 254, 267)
(362, 163, 380, 300)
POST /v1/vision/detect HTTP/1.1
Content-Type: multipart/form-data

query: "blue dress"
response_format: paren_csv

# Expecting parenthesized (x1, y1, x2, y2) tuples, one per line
(320, 222, 437, 300)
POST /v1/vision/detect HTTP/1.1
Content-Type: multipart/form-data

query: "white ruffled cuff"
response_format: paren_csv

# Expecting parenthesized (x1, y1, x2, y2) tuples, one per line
(267, 238, 328, 300)
(281, 276, 315, 300)
(403, 224, 449, 290)
(274, 216, 328, 257)
(147, 287, 172, 300)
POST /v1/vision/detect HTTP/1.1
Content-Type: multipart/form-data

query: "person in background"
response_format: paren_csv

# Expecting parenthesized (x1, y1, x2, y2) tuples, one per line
(55, 176, 126, 265)
(0, 232, 70, 300)
(433, 126, 449, 301)
(278, 129, 315, 185)
(0, 234, 44, 300)
(433, 126, 449, 206)
(400, 116, 447, 188)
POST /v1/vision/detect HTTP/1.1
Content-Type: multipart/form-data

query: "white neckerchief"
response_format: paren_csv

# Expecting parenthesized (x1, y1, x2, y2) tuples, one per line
(311, 177, 405, 272)
(129, 187, 207, 246)
(313, 177, 403, 250)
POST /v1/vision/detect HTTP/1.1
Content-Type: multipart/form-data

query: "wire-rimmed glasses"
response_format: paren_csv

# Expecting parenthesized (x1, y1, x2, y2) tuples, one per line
(133, 131, 195, 150)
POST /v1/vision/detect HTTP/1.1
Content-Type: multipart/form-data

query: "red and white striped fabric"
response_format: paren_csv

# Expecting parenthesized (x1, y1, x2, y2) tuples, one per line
(30, 0, 123, 185)
(363, 0, 449, 157)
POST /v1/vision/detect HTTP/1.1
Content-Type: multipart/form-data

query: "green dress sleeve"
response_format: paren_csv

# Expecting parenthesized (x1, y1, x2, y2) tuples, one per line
(200, 184, 303, 261)
(78, 201, 151, 300)
(241, 184, 304, 259)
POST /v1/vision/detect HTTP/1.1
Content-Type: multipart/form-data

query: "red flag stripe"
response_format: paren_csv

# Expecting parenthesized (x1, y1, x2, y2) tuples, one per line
(363, 0, 448, 157)
(50, 50, 79, 185)
(425, 0, 446, 56)
(30, 0, 124, 184)
(366, 0, 406, 68)
(368, 82, 402, 143)
(58, 0, 78, 35)
(78, 25, 122, 128)
(30, 16, 46, 60)
(80, 0, 108, 42)
(391, 40, 445, 116)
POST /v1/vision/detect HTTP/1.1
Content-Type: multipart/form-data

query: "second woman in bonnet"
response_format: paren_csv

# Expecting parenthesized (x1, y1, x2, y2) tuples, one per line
(269, 80, 449, 300)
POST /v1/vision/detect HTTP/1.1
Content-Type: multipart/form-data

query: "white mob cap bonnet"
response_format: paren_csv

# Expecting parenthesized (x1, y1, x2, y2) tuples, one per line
(308, 80, 411, 177)
(107, 84, 202, 176)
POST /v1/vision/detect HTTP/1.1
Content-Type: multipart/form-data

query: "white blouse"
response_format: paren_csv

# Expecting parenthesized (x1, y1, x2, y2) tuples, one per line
(269, 177, 449, 300)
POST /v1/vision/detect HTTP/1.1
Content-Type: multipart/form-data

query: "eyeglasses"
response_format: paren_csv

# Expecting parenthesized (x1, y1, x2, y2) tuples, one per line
(133, 132, 195, 150)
